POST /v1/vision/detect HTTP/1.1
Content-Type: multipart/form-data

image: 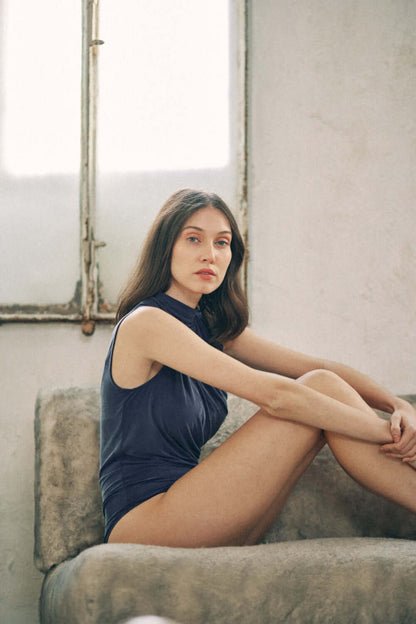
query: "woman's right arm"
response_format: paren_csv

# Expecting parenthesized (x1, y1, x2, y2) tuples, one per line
(115, 307, 393, 445)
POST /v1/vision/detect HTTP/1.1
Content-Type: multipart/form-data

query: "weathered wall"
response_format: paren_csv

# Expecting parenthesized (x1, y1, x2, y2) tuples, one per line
(248, 0, 416, 393)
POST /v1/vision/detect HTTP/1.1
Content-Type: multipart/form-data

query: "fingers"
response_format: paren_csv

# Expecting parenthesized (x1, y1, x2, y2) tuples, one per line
(382, 437, 415, 453)
(381, 448, 416, 462)
(398, 424, 416, 459)
(380, 438, 416, 462)
(389, 412, 402, 443)
(380, 427, 416, 460)
(383, 408, 416, 462)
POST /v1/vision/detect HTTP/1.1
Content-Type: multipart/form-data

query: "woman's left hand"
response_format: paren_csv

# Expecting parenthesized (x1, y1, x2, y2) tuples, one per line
(380, 399, 416, 465)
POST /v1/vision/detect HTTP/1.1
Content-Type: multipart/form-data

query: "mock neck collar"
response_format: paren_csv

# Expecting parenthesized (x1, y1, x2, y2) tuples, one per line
(158, 292, 202, 326)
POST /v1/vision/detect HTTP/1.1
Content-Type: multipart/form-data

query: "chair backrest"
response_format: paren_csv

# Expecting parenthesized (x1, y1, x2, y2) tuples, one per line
(34, 387, 416, 573)
(35, 387, 104, 572)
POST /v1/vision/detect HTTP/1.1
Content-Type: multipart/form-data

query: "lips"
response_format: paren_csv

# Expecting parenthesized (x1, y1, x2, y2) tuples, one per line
(195, 269, 215, 276)
(195, 269, 216, 280)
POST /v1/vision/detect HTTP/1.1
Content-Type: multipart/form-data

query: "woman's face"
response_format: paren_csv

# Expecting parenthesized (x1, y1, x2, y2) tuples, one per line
(166, 205, 233, 307)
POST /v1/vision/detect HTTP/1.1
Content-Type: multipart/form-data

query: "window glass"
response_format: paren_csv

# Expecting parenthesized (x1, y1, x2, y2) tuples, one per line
(95, 0, 241, 305)
(0, 0, 81, 304)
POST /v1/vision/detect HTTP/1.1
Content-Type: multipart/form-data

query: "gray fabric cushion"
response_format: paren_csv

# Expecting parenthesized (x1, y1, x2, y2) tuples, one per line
(34, 386, 104, 572)
(40, 539, 416, 624)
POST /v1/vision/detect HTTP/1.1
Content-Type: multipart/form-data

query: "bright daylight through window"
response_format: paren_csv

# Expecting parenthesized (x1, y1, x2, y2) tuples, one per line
(2, 0, 230, 175)
(97, 0, 230, 172)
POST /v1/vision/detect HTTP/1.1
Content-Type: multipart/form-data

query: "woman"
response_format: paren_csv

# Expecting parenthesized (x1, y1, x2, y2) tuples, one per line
(99, 188, 416, 547)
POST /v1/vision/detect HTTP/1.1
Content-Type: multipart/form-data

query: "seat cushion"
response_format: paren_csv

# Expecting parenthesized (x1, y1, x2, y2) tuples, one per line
(40, 539, 416, 624)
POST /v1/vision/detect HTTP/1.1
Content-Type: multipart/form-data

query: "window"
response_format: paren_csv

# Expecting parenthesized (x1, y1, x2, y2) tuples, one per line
(0, 0, 247, 331)
(0, 0, 81, 308)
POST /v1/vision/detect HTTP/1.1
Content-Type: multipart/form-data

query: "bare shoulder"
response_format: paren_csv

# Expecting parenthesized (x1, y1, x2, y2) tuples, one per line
(118, 305, 176, 337)
(112, 306, 174, 389)
(118, 304, 199, 351)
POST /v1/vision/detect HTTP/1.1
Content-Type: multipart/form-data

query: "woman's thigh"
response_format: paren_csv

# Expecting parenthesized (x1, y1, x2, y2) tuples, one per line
(108, 411, 323, 547)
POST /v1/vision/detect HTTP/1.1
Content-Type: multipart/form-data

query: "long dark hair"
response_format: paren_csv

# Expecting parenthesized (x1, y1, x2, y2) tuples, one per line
(116, 188, 249, 344)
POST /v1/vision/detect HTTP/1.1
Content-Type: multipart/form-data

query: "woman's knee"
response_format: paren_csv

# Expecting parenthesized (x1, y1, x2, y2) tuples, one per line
(297, 368, 374, 415)
(297, 368, 342, 392)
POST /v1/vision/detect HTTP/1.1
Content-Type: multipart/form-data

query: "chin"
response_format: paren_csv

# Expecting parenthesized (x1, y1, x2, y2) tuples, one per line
(201, 284, 220, 296)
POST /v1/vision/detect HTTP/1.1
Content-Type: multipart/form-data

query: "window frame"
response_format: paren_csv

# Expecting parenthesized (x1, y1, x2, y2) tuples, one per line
(0, 0, 248, 334)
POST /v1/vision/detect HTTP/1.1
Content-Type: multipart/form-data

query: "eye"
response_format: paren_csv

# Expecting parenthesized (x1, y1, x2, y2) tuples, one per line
(187, 235, 200, 243)
(215, 239, 230, 247)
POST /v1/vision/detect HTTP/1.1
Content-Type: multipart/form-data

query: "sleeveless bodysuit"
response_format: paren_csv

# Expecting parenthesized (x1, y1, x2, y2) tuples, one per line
(99, 292, 228, 541)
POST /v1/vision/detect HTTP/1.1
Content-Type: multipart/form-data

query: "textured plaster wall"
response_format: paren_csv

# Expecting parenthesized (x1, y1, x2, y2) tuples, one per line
(0, 325, 112, 624)
(248, 0, 416, 393)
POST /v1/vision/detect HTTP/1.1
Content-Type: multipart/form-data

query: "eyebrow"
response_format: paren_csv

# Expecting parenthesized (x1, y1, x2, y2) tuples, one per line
(183, 225, 232, 236)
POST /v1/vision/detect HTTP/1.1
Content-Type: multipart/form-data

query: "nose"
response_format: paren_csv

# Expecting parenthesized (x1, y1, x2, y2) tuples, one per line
(200, 241, 215, 263)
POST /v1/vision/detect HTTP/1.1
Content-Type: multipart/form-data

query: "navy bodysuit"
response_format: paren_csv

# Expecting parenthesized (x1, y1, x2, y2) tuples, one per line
(99, 292, 228, 541)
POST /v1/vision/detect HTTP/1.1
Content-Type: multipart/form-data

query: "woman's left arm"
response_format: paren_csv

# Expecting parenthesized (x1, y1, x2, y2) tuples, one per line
(225, 328, 416, 461)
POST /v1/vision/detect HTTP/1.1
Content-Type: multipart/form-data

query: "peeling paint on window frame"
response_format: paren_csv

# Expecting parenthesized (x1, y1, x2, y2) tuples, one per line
(0, 0, 248, 336)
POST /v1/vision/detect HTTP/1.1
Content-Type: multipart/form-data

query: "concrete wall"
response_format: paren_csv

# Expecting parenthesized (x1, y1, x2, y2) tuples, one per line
(1, 2, 415, 623)
(248, 0, 416, 393)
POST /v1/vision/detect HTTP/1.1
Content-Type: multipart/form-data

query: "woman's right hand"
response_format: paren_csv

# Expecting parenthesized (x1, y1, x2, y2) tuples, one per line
(380, 399, 416, 467)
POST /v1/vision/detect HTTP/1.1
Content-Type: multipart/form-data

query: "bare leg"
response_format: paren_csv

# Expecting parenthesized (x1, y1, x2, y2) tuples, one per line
(244, 430, 325, 545)
(299, 370, 416, 514)
(247, 371, 416, 543)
